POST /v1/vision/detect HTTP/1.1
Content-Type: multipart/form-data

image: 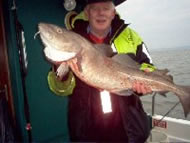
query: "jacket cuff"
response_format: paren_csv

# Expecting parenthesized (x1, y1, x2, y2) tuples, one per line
(140, 63, 156, 72)
(47, 71, 76, 96)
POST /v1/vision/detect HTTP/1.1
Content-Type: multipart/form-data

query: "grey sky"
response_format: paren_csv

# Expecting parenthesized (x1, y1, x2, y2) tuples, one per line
(116, 0, 190, 49)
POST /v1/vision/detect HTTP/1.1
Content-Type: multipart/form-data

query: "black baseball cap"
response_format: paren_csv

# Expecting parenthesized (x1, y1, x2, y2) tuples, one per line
(87, 0, 113, 5)
(86, 0, 126, 6)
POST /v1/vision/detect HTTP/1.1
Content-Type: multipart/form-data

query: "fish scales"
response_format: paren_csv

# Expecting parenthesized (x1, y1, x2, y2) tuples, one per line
(38, 23, 190, 117)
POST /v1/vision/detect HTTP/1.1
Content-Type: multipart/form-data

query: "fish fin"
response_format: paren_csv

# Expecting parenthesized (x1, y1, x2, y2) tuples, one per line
(158, 91, 168, 97)
(94, 44, 114, 57)
(112, 54, 139, 69)
(165, 74, 174, 82)
(153, 68, 173, 82)
(112, 89, 133, 96)
(156, 68, 169, 75)
(56, 62, 69, 79)
(177, 85, 190, 117)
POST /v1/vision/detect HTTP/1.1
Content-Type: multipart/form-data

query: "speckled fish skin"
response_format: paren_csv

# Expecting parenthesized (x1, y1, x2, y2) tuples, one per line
(38, 23, 190, 117)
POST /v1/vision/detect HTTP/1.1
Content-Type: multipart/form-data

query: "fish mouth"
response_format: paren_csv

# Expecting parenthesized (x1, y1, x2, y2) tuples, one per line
(38, 23, 77, 62)
(39, 30, 76, 62)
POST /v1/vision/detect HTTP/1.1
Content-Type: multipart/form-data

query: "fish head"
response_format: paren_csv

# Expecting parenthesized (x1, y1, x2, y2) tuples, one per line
(38, 23, 81, 62)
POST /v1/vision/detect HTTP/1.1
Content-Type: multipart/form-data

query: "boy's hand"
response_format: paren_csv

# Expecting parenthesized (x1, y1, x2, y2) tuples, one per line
(132, 68, 152, 95)
(132, 81, 152, 95)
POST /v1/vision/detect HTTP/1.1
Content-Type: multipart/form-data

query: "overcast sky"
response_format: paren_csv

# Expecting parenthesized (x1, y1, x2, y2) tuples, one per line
(116, 0, 190, 49)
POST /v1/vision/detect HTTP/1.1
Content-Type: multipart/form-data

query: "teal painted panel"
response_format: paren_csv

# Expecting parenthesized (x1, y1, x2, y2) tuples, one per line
(3, 0, 82, 141)
(16, 0, 70, 141)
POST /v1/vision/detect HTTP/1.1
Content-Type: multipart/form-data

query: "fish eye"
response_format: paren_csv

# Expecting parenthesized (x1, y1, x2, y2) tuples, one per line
(56, 28, 63, 34)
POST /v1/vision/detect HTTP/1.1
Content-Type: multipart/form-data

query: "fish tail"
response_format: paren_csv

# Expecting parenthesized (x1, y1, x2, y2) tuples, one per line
(177, 85, 190, 118)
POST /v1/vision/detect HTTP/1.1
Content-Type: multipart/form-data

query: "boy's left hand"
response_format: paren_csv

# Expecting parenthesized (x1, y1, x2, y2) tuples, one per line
(132, 68, 152, 95)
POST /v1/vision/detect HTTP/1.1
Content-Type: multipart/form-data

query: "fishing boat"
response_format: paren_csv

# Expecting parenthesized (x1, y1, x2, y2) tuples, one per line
(0, 0, 190, 142)
(147, 114, 190, 142)
(146, 93, 190, 142)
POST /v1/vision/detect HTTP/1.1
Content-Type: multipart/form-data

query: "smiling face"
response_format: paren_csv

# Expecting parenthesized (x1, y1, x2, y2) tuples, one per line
(84, 1, 115, 36)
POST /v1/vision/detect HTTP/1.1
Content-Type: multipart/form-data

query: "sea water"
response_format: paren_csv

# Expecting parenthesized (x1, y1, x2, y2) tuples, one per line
(141, 47, 190, 121)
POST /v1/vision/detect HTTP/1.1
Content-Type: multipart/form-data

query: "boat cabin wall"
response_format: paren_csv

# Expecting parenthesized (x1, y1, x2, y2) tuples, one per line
(2, 0, 83, 142)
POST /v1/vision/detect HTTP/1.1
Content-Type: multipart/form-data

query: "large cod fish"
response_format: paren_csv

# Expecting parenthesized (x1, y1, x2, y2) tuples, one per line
(38, 23, 190, 117)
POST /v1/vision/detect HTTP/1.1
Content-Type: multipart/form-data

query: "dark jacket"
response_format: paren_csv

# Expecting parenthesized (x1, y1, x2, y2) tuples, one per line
(67, 11, 151, 142)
